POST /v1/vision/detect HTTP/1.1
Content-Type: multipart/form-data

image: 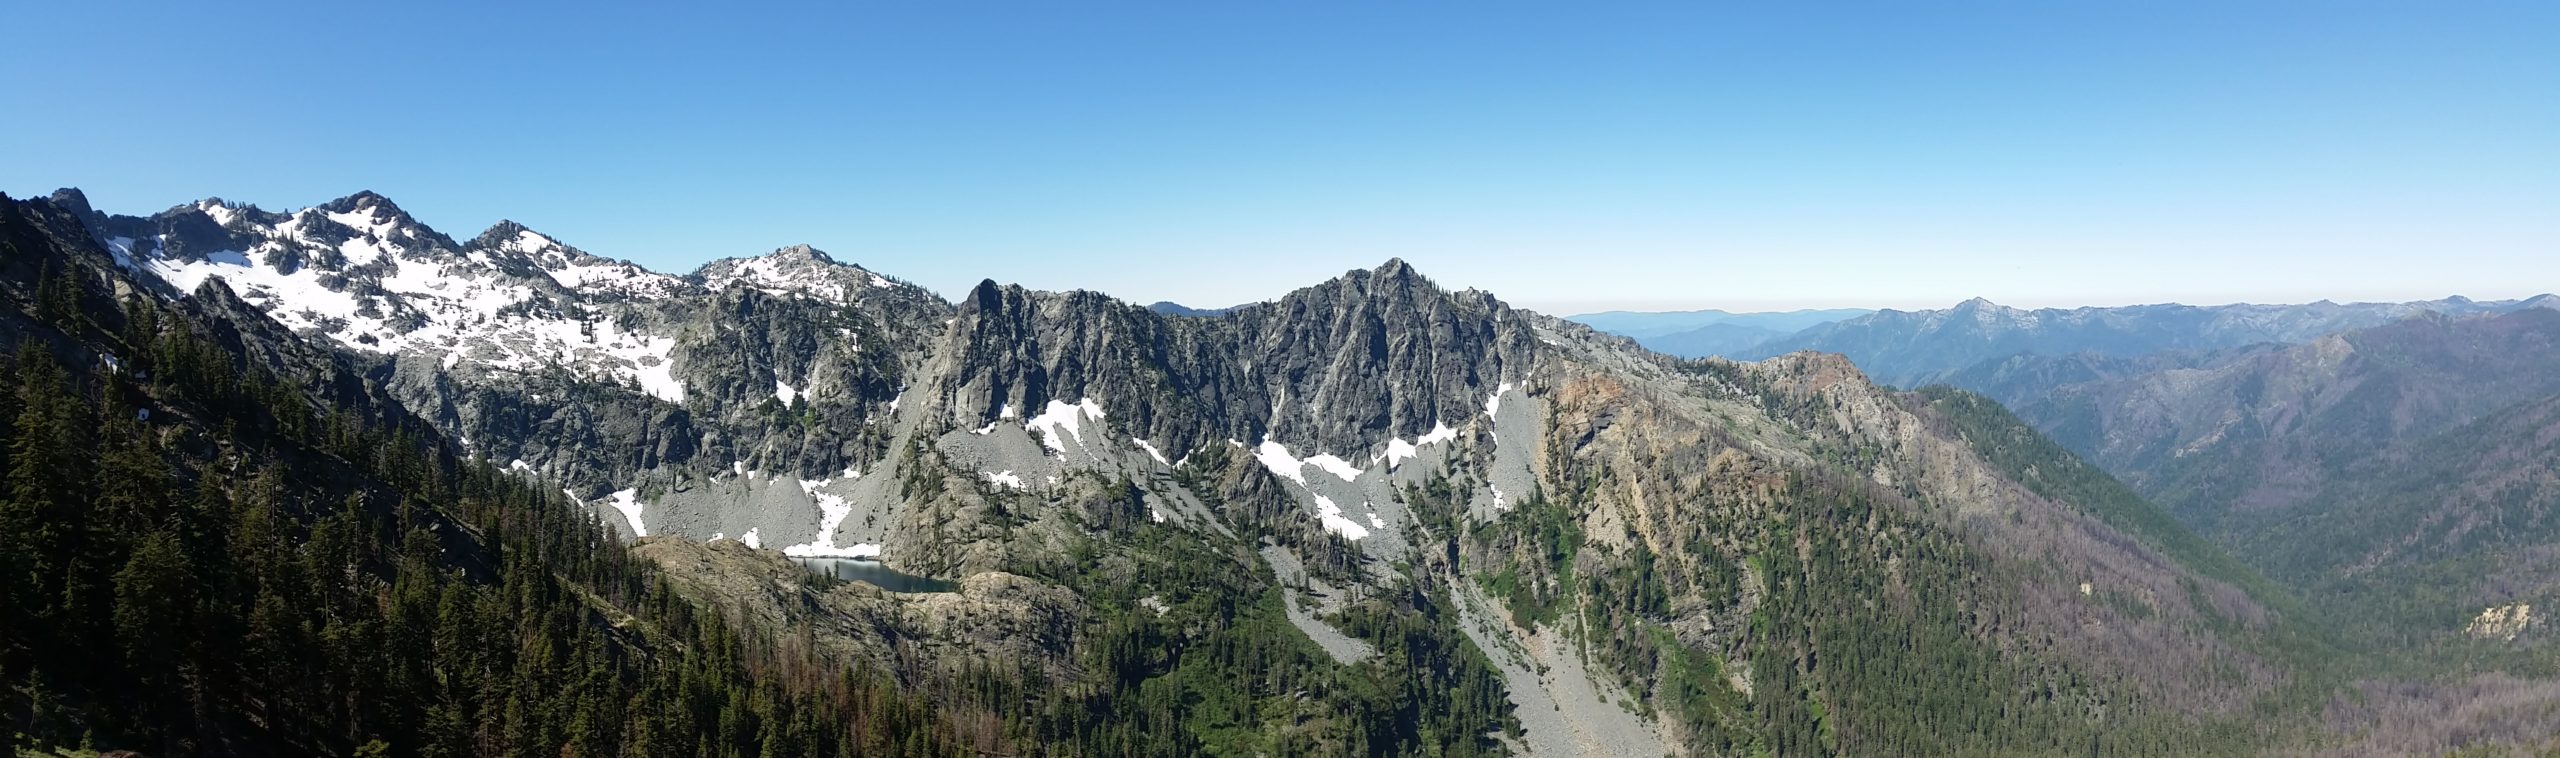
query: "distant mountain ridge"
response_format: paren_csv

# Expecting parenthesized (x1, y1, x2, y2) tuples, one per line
(1565, 307, 1871, 358)
(2000, 308, 2560, 661)
(1737, 295, 2560, 388)
(1145, 300, 1237, 317)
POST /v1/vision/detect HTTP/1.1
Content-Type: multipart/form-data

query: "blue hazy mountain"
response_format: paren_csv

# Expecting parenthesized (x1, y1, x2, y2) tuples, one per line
(1737, 295, 2560, 389)
(1567, 308, 1872, 357)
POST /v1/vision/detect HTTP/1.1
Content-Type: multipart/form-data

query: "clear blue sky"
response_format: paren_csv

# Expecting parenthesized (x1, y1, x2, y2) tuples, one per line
(5, 1, 2554, 313)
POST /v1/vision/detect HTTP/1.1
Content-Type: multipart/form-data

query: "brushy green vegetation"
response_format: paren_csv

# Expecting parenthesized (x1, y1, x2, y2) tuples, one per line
(1013, 520, 1520, 756)
(1405, 378, 2310, 756)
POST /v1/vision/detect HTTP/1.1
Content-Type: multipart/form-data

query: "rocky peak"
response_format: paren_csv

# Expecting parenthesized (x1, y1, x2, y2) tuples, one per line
(316, 189, 406, 219)
(964, 278, 1006, 312)
(1951, 296, 2007, 316)
(691, 244, 897, 302)
(1371, 256, 1420, 281)
(1281, 259, 1466, 315)
(469, 219, 536, 248)
(465, 219, 583, 263)
(45, 188, 93, 219)
(291, 190, 463, 255)
(768, 243, 837, 264)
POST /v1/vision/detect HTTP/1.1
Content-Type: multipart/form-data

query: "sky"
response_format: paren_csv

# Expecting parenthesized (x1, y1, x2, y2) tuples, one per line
(3, 1, 2554, 314)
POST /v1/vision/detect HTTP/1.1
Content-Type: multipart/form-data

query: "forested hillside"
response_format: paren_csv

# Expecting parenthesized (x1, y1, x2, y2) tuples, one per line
(0, 194, 993, 756)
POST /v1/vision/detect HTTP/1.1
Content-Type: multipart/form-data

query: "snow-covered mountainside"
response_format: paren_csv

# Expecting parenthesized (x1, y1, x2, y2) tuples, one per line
(77, 190, 927, 405)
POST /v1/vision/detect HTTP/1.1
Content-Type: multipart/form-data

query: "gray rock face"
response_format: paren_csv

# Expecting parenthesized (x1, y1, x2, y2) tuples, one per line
(71, 192, 1575, 575)
(928, 259, 1540, 465)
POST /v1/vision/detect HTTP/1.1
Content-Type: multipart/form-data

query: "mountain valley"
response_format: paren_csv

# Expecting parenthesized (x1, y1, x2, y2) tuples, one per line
(4, 188, 2558, 756)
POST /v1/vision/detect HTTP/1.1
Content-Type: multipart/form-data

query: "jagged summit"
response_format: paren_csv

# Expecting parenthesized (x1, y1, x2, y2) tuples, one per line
(775, 242, 835, 263)
(45, 187, 92, 217)
(475, 218, 531, 238)
(1216, 258, 1477, 316)
(316, 188, 403, 215)
(468, 219, 551, 251)
(691, 244, 900, 301)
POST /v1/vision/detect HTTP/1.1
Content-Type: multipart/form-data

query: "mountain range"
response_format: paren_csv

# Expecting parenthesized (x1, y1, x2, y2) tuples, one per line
(2005, 309, 2560, 653)
(7, 187, 2559, 755)
(1735, 295, 2560, 389)
(1564, 308, 1870, 358)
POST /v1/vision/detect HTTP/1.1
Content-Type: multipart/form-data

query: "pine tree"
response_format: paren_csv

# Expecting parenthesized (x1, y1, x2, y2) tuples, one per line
(113, 530, 195, 677)
(5, 343, 92, 631)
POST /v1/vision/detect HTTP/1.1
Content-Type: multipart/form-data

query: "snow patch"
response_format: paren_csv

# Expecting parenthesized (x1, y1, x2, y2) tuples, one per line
(1259, 438, 1362, 482)
(1314, 495, 1370, 540)
(1381, 437, 1418, 469)
(103, 237, 139, 269)
(738, 527, 761, 550)
(1025, 397, 1107, 454)
(781, 482, 865, 557)
(1255, 438, 1309, 485)
(200, 202, 237, 227)
(775, 380, 800, 405)
(1303, 453, 1364, 482)
(1132, 438, 1170, 466)
(982, 470, 1026, 489)
(605, 488, 646, 537)
(1385, 421, 1459, 469)
(626, 337, 684, 403)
